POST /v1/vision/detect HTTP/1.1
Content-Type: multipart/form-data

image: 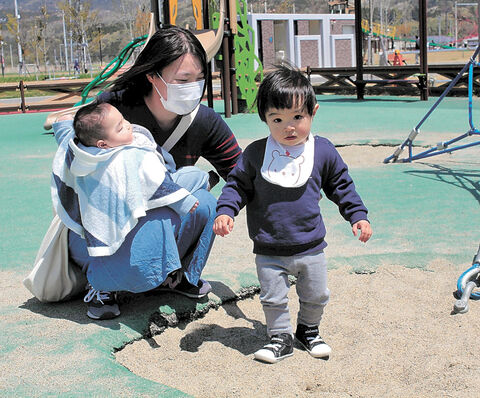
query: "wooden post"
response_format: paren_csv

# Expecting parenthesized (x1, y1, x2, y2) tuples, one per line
(18, 80, 26, 113)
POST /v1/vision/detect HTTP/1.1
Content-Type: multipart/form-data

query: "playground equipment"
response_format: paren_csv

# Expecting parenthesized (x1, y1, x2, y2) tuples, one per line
(453, 244, 480, 314)
(388, 50, 407, 66)
(165, 0, 225, 61)
(219, 0, 263, 111)
(44, 0, 227, 129)
(44, 0, 262, 129)
(361, 19, 397, 40)
(384, 44, 480, 163)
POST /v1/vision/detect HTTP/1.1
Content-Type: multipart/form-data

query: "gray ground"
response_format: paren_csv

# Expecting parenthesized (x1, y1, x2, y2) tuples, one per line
(116, 146, 480, 398)
(117, 262, 480, 398)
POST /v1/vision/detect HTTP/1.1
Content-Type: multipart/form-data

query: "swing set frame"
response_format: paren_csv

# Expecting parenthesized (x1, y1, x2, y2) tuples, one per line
(384, 45, 480, 164)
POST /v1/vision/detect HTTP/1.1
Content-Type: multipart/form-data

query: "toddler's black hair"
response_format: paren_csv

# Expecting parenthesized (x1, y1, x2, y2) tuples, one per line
(256, 64, 317, 122)
(73, 101, 110, 147)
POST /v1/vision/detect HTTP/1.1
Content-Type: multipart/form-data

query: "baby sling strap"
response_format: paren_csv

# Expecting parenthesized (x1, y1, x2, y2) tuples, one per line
(162, 104, 200, 152)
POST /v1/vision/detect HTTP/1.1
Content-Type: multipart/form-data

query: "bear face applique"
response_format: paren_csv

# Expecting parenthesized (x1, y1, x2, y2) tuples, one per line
(267, 149, 305, 186)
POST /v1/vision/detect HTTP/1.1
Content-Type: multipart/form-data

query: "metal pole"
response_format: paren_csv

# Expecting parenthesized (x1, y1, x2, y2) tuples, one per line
(99, 28, 103, 67)
(226, 0, 238, 114)
(202, 0, 214, 108)
(162, 0, 171, 26)
(419, 0, 428, 100)
(9, 44, 13, 69)
(14, 0, 22, 74)
(0, 41, 4, 77)
(455, 2, 458, 47)
(222, 18, 231, 118)
(81, 6, 88, 73)
(354, 0, 364, 99)
(478, 0, 480, 60)
(68, 0, 74, 72)
(367, 0, 373, 65)
(58, 45, 63, 67)
(62, 10, 69, 73)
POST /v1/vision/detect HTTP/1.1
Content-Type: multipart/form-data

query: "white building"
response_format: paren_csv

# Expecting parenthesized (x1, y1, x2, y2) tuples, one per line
(246, 13, 356, 69)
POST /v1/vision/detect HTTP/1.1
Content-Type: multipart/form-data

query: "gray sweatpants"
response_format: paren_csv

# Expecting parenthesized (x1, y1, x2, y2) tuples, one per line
(255, 250, 330, 337)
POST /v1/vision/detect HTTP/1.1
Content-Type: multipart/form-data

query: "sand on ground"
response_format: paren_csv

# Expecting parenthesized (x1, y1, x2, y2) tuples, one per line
(116, 262, 480, 398)
(116, 145, 480, 398)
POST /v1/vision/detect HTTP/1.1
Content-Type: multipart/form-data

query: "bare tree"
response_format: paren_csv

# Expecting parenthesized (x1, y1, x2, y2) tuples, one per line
(58, 1, 98, 72)
(115, 0, 136, 40)
(38, 3, 49, 72)
(275, 0, 294, 14)
(134, 3, 151, 37)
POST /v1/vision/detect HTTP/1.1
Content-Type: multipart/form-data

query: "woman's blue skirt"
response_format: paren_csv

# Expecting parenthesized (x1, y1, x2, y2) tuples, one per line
(69, 189, 216, 293)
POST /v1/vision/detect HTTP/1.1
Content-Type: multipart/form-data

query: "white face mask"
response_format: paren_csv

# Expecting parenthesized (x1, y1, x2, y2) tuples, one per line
(153, 73, 205, 115)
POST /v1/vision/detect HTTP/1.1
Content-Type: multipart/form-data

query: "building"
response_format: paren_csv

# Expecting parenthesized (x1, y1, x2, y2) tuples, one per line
(328, 0, 355, 14)
(247, 13, 356, 69)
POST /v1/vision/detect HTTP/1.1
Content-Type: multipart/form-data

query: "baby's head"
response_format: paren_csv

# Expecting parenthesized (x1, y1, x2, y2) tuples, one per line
(256, 64, 318, 147)
(73, 102, 133, 149)
(257, 64, 317, 123)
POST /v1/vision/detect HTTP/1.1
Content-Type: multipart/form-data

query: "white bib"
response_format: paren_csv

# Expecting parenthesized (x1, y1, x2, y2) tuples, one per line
(260, 134, 314, 188)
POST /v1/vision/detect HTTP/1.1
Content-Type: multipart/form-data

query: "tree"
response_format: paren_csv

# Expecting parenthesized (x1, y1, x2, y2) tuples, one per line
(115, 0, 136, 40)
(133, 3, 151, 37)
(38, 4, 49, 71)
(5, 12, 26, 70)
(275, 0, 294, 14)
(58, 0, 98, 72)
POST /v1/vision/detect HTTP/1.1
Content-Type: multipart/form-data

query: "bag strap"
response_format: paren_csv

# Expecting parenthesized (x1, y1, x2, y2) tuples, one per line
(162, 104, 200, 152)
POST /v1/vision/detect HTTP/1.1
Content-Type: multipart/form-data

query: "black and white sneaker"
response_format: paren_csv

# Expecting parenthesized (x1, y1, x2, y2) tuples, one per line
(155, 272, 212, 299)
(83, 285, 120, 320)
(254, 333, 293, 363)
(295, 324, 331, 358)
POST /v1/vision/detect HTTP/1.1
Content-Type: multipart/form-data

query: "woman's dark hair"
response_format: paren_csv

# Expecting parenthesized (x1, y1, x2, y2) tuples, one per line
(73, 101, 110, 146)
(109, 26, 208, 102)
(256, 64, 317, 123)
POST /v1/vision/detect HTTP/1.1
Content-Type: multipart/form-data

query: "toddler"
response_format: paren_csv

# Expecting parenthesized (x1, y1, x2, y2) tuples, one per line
(213, 65, 372, 363)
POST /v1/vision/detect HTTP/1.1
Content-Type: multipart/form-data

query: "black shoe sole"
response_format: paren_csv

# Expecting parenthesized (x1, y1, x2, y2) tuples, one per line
(86, 310, 121, 320)
(154, 286, 208, 299)
(254, 350, 293, 364)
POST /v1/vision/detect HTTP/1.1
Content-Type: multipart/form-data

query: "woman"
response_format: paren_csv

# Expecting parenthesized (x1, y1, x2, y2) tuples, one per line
(68, 26, 242, 320)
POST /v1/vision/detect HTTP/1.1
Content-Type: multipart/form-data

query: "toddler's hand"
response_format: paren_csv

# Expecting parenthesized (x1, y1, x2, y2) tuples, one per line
(190, 200, 199, 213)
(352, 220, 372, 243)
(213, 215, 234, 236)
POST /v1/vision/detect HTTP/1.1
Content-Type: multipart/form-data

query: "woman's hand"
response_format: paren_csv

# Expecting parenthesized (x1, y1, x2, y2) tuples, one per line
(190, 200, 199, 213)
(213, 215, 234, 237)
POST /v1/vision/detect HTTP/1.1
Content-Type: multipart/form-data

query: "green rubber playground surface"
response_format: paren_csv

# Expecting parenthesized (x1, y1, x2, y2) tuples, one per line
(1, 95, 480, 396)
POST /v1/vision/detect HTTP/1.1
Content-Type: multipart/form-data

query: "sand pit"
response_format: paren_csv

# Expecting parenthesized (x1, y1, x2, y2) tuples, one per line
(116, 262, 480, 398)
(116, 145, 480, 397)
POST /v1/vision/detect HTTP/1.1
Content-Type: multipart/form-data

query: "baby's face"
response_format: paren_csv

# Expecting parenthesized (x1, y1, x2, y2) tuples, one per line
(264, 103, 318, 147)
(100, 105, 133, 148)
